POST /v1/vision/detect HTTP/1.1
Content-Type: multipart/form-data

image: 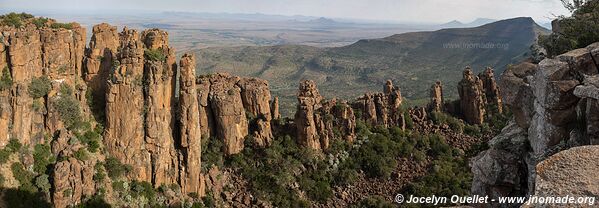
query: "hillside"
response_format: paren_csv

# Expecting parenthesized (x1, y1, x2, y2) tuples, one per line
(196, 17, 549, 115)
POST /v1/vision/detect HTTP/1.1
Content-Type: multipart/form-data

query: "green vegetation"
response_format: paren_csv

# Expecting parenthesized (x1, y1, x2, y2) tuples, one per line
(0, 66, 12, 91)
(50, 22, 74, 30)
(28, 76, 52, 99)
(31, 17, 49, 28)
(74, 149, 90, 161)
(219, 116, 474, 207)
(0, 12, 33, 27)
(540, 0, 599, 57)
(201, 136, 224, 172)
(33, 143, 55, 174)
(430, 111, 464, 133)
(52, 84, 83, 129)
(105, 157, 132, 179)
(34, 174, 51, 194)
(144, 48, 166, 62)
(12, 162, 36, 193)
(351, 196, 395, 208)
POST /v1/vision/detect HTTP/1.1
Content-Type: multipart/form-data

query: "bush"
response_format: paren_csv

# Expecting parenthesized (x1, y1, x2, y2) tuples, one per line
(53, 88, 82, 129)
(6, 139, 22, 153)
(93, 162, 106, 183)
(130, 180, 156, 201)
(144, 49, 166, 62)
(0, 12, 33, 27)
(0, 66, 12, 91)
(539, 0, 599, 57)
(50, 22, 74, 30)
(28, 76, 52, 99)
(74, 149, 90, 161)
(0, 149, 10, 164)
(430, 111, 464, 133)
(31, 17, 48, 28)
(34, 174, 51, 194)
(201, 137, 224, 172)
(33, 143, 55, 174)
(11, 162, 36, 193)
(105, 157, 132, 179)
(464, 124, 482, 137)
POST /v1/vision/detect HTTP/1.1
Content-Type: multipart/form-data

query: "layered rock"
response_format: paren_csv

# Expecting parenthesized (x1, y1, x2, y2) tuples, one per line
(238, 78, 273, 146)
(499, 62, 538, 128)
(103, 28, 151, 181)
(83, 23, 118, 104)
(193, 73, 277, 154)
(295, 80, 356, 149)
(458, 67, 486, 125)
(141, 29, 179, 187)
(178, 53, 205, 196)
(478, 67, 503, 113)
(428, 81, 443, 112)
(353, 80, 404, 129)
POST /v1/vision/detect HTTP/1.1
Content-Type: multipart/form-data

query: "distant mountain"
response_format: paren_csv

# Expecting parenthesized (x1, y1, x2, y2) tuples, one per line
(440, 18, 497, 28)
(196, 17, 550, 115)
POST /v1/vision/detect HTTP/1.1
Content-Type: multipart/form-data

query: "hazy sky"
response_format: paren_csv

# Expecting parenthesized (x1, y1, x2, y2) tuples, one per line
(0, 0, 570, 23)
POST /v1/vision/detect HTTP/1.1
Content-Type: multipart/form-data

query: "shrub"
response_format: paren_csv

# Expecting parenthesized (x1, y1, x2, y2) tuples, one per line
(144, 48, 166, 62)
(6, 139, 22, 153)
(35, 174, 51, 194)
(11, 162, 36, 193)
(50, 22, 74, 30)
(0, 149, 10, 164)
(0, 66, 12, 91)
(464, 124, 482, 137)
(105, 157, 132, 179)
(33, 143, 55, 174)
(130, 180, 156, 201)
(201, 137, 224, 172)
(0, 12, 33, 27)
(28, 76, 52, 99)
(53, 90, 82, 129)
(93, 162, 106, 183)
(31, 17, 48, 28)
(74, 149, 90, 161)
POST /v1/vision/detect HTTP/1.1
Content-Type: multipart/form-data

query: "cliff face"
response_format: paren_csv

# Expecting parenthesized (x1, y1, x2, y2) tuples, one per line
(471, 42, 599, 206)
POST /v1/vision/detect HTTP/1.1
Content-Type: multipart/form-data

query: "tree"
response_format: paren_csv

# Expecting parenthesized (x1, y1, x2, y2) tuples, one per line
(539, 0, 599, 56)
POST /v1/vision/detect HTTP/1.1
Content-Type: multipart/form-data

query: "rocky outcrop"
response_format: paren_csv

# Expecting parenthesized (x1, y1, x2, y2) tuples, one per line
(141, 29, 179, 188)
(458, 67, 486, 125)
(194, 73, 277, 154)
(472, 42, 599, 206)
(51, 130, 97, 208)
(238, 78, 273, 146)
(478, 67, 503, 113)
(295, 80, 323, 149)
(352, 80, 404, 129)
(104, 28, 151, 181)
(470, 121, 531, 207)
(83, 23, 118, 104)
(428, 81, 443, 112)
(499, 62, 538, 128)
(271, 96, 280, 120)
(295, 80, 356, 149)
(529, 146, 599, 207)
(178, 53, 205, 196)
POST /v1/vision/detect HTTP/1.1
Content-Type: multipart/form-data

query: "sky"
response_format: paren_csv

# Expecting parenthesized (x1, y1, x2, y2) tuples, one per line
(0, 0, 571, 23)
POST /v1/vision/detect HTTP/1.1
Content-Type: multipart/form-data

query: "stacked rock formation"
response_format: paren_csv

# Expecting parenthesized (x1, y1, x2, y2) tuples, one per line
(352, 80, 405, 129)
(196, 73, 275, 154)
(478, 67, 503, 113)
(428, 81, 444, 112)
(457, 67, 487, 125)
(295, 80, 356, 149)
(471, 42, 599, 206)
(0, 16, 284, 207)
